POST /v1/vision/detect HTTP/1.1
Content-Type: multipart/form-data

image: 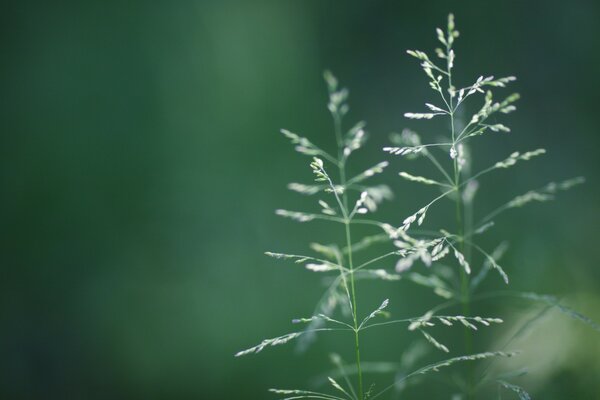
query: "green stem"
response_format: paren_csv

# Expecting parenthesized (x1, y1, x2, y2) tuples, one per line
(346, 221, 363, 400)
(448, 48, 473, 398)
(455, 175, 473, 358)
(335, 110, 363, 400)
(453, 120, 473, 326)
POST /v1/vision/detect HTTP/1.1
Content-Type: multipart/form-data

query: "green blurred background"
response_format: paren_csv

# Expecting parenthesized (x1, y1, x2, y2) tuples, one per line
(2, 0, 599, 398)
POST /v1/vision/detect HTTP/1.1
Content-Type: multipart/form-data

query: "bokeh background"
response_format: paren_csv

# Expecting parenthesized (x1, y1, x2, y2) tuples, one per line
(2, 0, 599, 399)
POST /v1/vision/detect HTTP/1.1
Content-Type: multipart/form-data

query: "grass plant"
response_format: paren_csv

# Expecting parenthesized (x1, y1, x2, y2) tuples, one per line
(236, 13, 597, 400)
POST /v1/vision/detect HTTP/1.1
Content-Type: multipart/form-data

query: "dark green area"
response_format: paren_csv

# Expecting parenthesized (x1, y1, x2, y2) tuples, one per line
(1, 1, 599, 399)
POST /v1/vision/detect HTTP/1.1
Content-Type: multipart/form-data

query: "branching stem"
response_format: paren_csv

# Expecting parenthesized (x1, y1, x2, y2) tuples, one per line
(334, 106, 364, 400)
(446, 35, 474, 399)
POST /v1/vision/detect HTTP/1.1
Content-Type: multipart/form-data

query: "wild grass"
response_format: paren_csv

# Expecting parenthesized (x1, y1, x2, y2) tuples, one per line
(236, 14, 597, 400)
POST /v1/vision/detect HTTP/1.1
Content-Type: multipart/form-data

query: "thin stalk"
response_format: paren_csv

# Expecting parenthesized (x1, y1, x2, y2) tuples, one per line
(453, 113, 473, 349)
(425, 150, 455, 185)
(346, 222, 363, 400)
(464, 178, 474, 267)
(334, 111, 364, 400)
(447, 40, 473, 398)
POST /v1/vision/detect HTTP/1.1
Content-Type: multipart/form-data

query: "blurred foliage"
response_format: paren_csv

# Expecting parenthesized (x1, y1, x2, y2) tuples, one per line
(1, 0, 599, 399)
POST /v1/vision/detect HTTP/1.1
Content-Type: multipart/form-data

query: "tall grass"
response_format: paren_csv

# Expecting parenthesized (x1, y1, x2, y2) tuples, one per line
(236, 13, 597, 400)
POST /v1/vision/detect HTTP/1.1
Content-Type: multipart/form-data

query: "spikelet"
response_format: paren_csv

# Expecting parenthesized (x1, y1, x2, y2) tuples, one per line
(360, 299, 390, 328)
(281, 129, 322, 156)
(383, 145, 425, 156)
(305, 263, 338, 272)
(453, 248, 471, 274)
(318, 199, 336, 216)
(348, 161, 389, 185)
(421, 330, 449, 353)
(498, 380, 531, 400)
(287, 182, 322, 195)
(235, 332, 302, 357)
(415, 351, 518, 375)
(275, 209, 315, 222)
(343, 121, 367, 157)
(404, 112, 445, 120)
(399, 171, 443, 186)
(494, 149, 546, 169)
(401, 206, 428, 231)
